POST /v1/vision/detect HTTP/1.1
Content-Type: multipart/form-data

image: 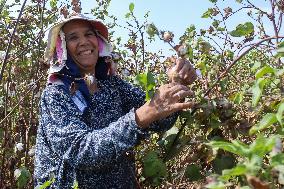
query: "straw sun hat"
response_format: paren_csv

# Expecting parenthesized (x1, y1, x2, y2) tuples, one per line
(45, 13, 112, 73)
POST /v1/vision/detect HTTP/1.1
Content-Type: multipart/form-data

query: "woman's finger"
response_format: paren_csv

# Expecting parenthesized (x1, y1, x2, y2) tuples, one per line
(173, 90, 194, 100)
(171, 101, 195, 112)
(178, 62, 191, 79)
(183, 71, 197, 85)
(166, 84, 190, 96)
(174, 58, 185, 73)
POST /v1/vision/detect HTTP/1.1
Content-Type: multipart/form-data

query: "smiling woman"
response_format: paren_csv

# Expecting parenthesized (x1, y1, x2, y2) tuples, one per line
(34, 13, 197, 189)
(63, 20, 99, 75)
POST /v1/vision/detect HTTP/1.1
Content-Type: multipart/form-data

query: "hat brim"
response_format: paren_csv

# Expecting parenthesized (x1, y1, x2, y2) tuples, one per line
(45, 14, 109, 63)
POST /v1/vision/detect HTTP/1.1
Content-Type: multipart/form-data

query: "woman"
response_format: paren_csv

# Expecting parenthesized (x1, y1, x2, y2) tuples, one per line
(34, 13, 197, 188)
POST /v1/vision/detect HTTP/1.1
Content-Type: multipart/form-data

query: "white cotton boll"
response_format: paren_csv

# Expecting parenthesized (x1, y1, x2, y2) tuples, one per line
(28, 147, 35, 156)
(16, 143, 24, 152)
(28, 81, 37, 90)
(8, 90, 16, 97)
(8, 29, 14, 35)
(196, 69, 202, 78)
(35, 91, 41, 98)
(26, 53, 32, 58)
(14, 168, 21, 179)
(121, 69, 130, 77)
(0, 51, 5, 61)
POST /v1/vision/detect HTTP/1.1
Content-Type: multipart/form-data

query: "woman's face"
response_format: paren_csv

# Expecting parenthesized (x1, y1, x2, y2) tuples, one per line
(63, 20, 99, 74)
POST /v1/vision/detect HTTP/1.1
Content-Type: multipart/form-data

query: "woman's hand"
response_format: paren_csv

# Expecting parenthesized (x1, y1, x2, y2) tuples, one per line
(168, 57, 197, 85)
(135, 82, 194, 128)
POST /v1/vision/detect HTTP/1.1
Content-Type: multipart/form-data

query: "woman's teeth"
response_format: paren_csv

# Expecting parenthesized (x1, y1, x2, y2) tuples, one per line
(80, 50, 92, 55)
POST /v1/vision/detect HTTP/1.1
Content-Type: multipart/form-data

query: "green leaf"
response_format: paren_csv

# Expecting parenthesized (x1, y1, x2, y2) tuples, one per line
(236, 0, 243, 3)
(205, 181, 227, 189)
(187, 46, 194, 60)
(249, 135, 276, 158)
(187, 24, 196, 33)
(251, 61, 261, 71)
(207, 140, 250, 157)
(212, 20, 220, 28)
(125, 12, 131, 18)
(217, 27, 225, 31)
(233, 92, 244, 104)
(249, 113, 277, 135)
(129, 2, 134, 12)
(276, 102, 284, 125)
(16, 167, 31, 189)
(184, 164, 203, 181)
(209, 0, 218, 3)
(72, 180, 78, 189)
(38, 178, 55, 189)
(245, 155, 262, 173)
(212, 155, 236, 174)
(146, 23, 158, 37)
(202, 8, 214, 18)
(276, 41, 284, 57)
(162, 134, 189, 161)
(271, 153, 284, 167)
(220, 164, 247, 181)
(255, 65, 275, 79)
(49, 0, 57, 9)
(142, 151, 167, 185)
(251, 78, 267, 107)
(134, 71, 156, 101)
(220, 78, 228, 92)
(230, 22, 254, 37)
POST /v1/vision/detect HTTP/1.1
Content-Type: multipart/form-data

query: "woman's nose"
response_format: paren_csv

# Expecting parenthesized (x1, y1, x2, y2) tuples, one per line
(78, 36, 89, 46)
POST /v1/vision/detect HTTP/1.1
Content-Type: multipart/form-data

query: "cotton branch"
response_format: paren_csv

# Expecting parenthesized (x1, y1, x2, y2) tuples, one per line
(204, 35, 284, 96)
(0, 0, 28, 82)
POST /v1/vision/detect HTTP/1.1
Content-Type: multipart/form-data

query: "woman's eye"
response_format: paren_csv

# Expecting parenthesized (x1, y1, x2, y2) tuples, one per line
(86, 32, 95, 36)
(67, 36, 78, 41)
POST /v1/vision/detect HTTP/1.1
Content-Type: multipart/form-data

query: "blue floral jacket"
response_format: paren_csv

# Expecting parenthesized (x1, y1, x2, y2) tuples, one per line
(34, 76, 178, 189)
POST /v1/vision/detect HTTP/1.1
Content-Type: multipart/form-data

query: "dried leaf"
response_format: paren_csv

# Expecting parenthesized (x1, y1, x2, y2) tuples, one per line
(247, 175, 270, 189)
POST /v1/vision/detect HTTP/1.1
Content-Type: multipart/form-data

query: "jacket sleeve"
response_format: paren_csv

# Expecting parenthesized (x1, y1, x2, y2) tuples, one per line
(113, 76, 179, 133)
(39, 85, 148, 169)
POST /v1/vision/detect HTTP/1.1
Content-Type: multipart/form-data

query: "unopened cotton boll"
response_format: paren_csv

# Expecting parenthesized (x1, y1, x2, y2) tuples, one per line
(163, 31, 173, 42)
(16, 143, 24, 152)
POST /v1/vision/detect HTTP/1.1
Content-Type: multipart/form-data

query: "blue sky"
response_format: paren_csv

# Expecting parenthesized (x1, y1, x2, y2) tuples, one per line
(81, 0, 217, 56)
(80, 0, 273, 56)
(8, 0, 274, 57)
